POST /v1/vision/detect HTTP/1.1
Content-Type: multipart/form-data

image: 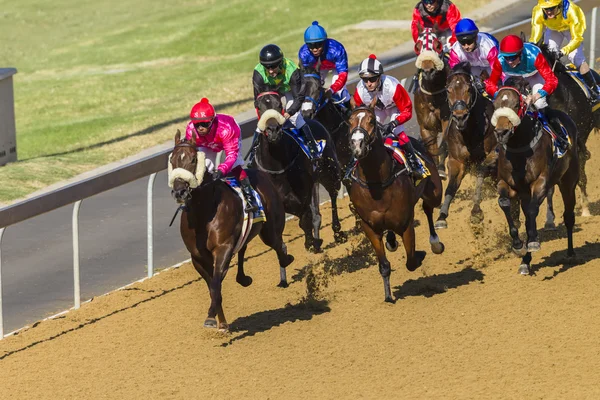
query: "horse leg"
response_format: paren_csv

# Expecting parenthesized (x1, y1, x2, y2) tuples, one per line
(420, 128, 444, 179)
(577, 145, 591, 217)
(207, 246, 234, 331)
(423, 199, 445, 254)
(435, 158, 466, 229)
(236, 245, 252, 287)
(300, 208, 321, 253)
(190, 257, 221, 329)
(543, 186, 556, 230)
(326, 183, 347, 243)
(360, 220, 394, 303)
(259, 228, 294, 288)
(401, 222, 426, 272)
(522, 179, 547, 253)
(310, 184, 323, 251)
(558, 179, 577, 257)
(498, 181, 525, 256)
(470, 166, 485, 225)
(437, 133, 448, 179)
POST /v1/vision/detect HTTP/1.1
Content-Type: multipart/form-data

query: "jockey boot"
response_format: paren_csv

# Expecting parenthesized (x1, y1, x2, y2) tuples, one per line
(342, 158, 356, 186)
(239, 178, 259, 213)
(539, 110, 569, 157)
(299, 124, 322, 163)
(582, 71, 600, 103)
(400, 141, 426, 178)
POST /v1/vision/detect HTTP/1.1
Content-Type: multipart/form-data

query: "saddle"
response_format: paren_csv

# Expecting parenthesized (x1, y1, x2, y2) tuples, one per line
(564, 64, 600, 111)
(527, 111, 571, 159)
(223, 177, 266, 254)
(283, 127, 326, 159)
(383, 138, 431, 182)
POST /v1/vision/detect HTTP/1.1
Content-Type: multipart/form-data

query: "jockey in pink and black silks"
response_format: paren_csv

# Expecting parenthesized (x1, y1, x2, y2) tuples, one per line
(185, 98, 258, 212)
(411, 0, 462, 48)
(298, 21, 350, 106)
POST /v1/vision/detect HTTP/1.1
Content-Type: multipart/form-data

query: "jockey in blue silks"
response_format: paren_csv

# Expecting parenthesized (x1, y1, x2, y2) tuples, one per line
(298, 21, 351, 108)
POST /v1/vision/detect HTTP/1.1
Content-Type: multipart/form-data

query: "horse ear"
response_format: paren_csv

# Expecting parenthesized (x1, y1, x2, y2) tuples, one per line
(368, 95, 378, 110)
(417, 21, 423, 35)
(191, 127, 198, 144)
(175, 129, 181, 145)
(520, 31, 527, 44)
(349, 96, 357, 110)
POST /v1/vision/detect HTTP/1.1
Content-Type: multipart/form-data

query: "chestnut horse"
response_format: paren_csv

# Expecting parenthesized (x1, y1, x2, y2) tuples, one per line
(492, 78, 579, 275)
(347, 98, 445, 302)
(169, 130, 294, 331)
(413, 26, 451, 179)
(435, 62, 498, 229)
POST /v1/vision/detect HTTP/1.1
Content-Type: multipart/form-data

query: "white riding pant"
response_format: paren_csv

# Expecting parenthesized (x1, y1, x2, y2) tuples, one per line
(504, 73, 548, 109)
(544, 28, 586, 68)
(283, 92, 306, 128)
(375, 106, 405, 135)
(319, 70, 351, 103)
(199, 143, 245, 173)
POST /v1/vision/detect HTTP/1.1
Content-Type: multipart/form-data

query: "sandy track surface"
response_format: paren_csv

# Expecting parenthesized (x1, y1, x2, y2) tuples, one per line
(2, 132, 600, 399)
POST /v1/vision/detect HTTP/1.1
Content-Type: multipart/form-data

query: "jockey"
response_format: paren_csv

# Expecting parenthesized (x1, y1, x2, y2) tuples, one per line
(298, 21, 351, 108)
(411, 0, 462, 49)
(530, 0, 600, 101)
(485, 35, 569, 155)
(353, 54, 425, 178)
(449, 18, 501, 91)
(253, 44, 320, 160)
(185, 98, 258, 212)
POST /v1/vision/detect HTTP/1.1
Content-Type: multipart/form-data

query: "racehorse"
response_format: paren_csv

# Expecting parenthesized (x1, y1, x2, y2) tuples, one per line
(435, 62, 498, 229)
(537, 43, 600, 220)
(253, 91, 346, 250)
(347, 97, 445, 302)
(169, 130, 294, 331)
(492, 78, 579, 275)
(300, 65, 353, 186)
(412, 25, 451, 179)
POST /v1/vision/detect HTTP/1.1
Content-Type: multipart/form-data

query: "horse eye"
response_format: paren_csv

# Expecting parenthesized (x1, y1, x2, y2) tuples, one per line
(192, 156, 197, 163)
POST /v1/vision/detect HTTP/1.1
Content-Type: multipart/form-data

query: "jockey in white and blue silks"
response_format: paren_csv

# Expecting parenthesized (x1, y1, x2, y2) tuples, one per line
(298, 21, 350, 107)
(448, 18, 501, 83)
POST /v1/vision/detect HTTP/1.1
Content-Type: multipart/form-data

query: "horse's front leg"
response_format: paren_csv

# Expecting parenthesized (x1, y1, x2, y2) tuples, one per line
(523, 179, 548, 253)
(300, 206, 322, 253)
(310, 184, 323, 249)
(470, 166, 486, 224)
(577, 145, 591, 217)
(360, 220, 394, 303)
(497, 180, 525, 256)
(435, 157, 466, 229)
(207, 245, 234, 331)
(420, 127, 444, 179)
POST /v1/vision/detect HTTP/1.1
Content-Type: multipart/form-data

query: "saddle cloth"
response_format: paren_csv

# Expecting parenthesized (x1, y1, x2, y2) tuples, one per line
(223, 177, 266, 254)
(283, 128, 326, 159)
(528, 111, 572, 159)
(565, 64, 600, 112)
(383, 138, 431, 179)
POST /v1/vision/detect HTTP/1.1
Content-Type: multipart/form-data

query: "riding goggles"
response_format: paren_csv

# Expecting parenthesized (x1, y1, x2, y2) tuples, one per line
(423, 0, 437, 4)
(503, 52, 522, 62)
(194, 120, 213, 129)
(542, 5, 560, 13)
(361, 76, 380, 83)
(307, 41, 325, 50)
(458, 36, 477, 46)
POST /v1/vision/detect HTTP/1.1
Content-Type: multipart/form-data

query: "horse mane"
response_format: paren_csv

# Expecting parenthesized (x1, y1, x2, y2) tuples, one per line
(537, 43, 568, 74)
(300, 64, 319, 75)
(502, 76, 530, 94)
(451, 61, 472, 76)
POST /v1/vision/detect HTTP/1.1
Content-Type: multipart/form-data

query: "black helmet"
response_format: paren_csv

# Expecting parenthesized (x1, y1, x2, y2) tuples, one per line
(259, 44, 284, 68)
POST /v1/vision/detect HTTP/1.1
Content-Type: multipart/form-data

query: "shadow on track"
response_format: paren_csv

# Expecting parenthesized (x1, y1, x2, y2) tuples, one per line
(393, 267, 484, 300)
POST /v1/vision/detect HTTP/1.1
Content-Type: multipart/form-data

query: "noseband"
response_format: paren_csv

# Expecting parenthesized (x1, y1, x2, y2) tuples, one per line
(349, 107, 380, 157)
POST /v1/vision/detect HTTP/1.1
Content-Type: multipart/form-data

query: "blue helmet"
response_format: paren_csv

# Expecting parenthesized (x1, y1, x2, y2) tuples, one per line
(455, 18, 479, 38)
(304, 21, 327, 44)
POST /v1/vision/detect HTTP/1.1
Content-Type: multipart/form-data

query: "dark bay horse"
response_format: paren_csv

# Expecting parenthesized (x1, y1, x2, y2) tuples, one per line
(347, 98, 445, 302)
(300, 65, 352, 183)
(435, 62, 498, 229)
(254, 91, 345, 250)
(492, 78, 579, 275)
(538, 44, 600, 219)
(413, 26, 451, 179)
(169, 130, 294, 331)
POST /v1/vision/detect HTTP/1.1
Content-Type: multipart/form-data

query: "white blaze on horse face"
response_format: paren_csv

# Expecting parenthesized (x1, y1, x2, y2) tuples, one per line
(502, 94, 509, 101)
(180, 153, 185, 161)
(356, 111, 366, 127)
(351, 131, 365, 141)
(302, 102, 314, 111)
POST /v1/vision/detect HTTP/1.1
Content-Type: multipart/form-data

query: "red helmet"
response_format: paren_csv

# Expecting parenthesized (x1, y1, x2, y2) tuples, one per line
(190, 98, 215, 123)
(500, 35, 524, 56)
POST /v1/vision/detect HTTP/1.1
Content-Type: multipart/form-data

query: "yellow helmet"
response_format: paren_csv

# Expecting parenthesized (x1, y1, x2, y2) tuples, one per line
(538, 0, 562, 8)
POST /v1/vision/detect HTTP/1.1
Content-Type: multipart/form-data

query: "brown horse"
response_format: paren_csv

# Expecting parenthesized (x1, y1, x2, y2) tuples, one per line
(347, 97, 445, 302)
(169, 130, 294, 331)
(413, 26, 451, 179)
(492, 78, 579, 275)
(435, 62, 498, 229)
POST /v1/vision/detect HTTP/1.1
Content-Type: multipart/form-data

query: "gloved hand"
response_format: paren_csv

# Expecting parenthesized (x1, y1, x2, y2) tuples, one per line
(323, 88, 333, 100)
(383, 120, 399, 138)
(212, 170, 224, 181)
(557, 50, 565, 60)
(473, 77, 485, 92)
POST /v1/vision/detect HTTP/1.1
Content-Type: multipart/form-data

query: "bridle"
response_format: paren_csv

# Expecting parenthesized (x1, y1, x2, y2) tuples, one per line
(414, 28, 444, 56)
(446, 71, 478, 122)
(349, 106, 380, 159)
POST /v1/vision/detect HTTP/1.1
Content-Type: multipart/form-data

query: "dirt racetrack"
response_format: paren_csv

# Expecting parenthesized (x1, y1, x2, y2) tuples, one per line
(2, 132, 600, 399)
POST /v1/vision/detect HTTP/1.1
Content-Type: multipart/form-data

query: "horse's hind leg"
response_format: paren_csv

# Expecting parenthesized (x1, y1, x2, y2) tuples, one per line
(545, 186, 556, 230)
(498, 181, 525, 256)
(401, 223, 426, 272)
(259, 227, 294, 288)
(577, 145, 591, 217)
(470, 167, 485, 225)
(207, 246, 234, 331)
(236, 245, 252, 287)
(310, 185, 323, 251)
(360, 221, 394, 303)
(558, 178, 577, 257)
(423, 200, 445, 254)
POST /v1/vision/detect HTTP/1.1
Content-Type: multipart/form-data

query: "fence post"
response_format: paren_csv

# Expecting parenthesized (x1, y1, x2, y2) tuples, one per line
(0, 227, 5, 339)
(147, 173, 157, 278)
(591, 7, 597, 70)
(72, 200, 82, 309)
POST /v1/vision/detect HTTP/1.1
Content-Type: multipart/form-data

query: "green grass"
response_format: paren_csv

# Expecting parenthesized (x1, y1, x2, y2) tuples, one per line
(0, 0, 488, 204)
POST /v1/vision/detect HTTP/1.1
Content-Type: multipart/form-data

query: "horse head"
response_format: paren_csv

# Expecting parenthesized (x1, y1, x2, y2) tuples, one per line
(168, 129, 207, 204)
(300, 65, 323, 120)
(415, 27, 445, 78)
(256, 91, 286, 143)
(491, 77, 530, 145)
(348, 96, 379, 159)
(446, 62, 476, 130)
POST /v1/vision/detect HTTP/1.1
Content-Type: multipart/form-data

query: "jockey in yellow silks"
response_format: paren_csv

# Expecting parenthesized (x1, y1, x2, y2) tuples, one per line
(530, 0, 600, 100)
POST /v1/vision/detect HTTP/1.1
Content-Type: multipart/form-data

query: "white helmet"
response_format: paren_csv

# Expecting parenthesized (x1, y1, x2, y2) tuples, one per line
(358, 54, 384, 78)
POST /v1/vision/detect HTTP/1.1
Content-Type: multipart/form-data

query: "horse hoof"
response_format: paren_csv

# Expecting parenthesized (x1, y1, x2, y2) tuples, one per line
(204, 318, 217, 329)
(581, 208, 591, 217)
(277, 280, 289, 288)
(518, 264, 530, 275)
(438, 170, 447, 180)
(385, 240, 398, 252)
(218, 323, 229, 333)
(236, 275, 253, 287)
(527, 242, 541, 252)
(470, 213, 484, 225)
(435, 220, 448, 229)
(384, 296, 395, 304)
(512, 244, 527, 257)
(334, 231, 348, 244)
(281, 255, 294, 268)
(431, 241, 445, 255)
(407, 251, 426, 271)
(544, 222, 557, 230)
